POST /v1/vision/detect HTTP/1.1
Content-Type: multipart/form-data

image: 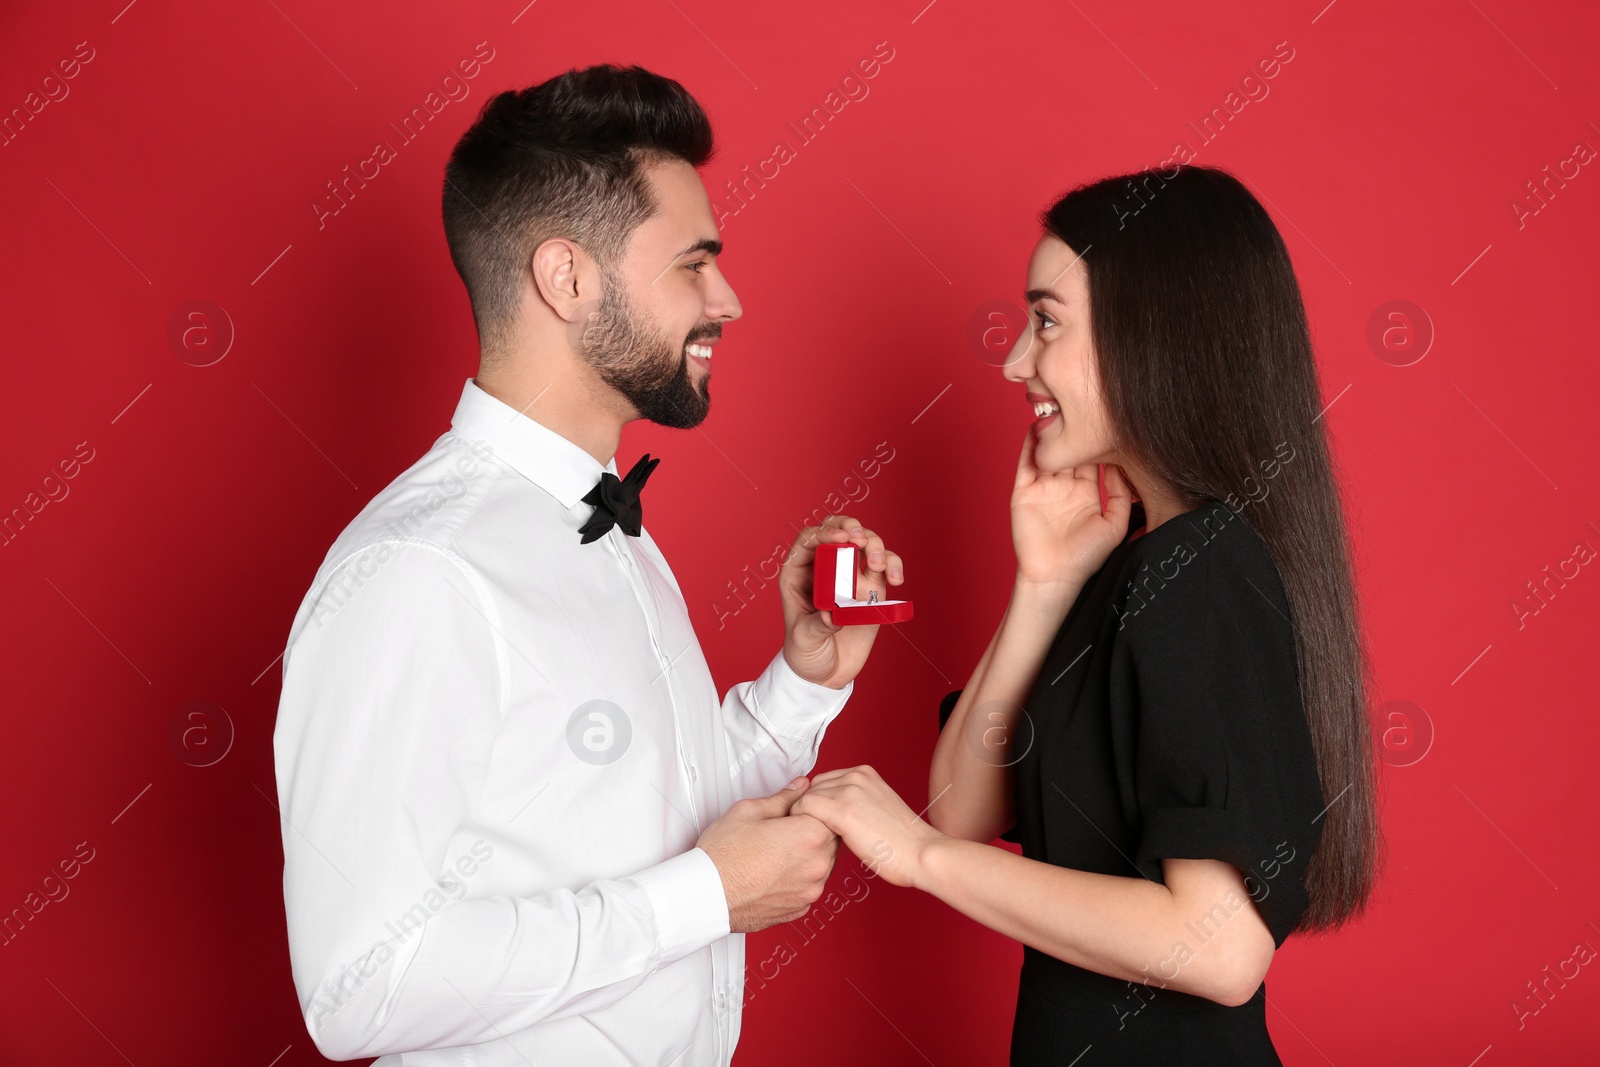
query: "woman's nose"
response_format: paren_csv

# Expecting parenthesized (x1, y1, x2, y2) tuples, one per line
(1002, 325, 1035, 381)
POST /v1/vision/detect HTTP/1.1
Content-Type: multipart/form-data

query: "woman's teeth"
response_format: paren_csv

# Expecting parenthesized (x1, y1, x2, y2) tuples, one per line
(1033, 400, 1060, 417)
(687, 343, 713, 360)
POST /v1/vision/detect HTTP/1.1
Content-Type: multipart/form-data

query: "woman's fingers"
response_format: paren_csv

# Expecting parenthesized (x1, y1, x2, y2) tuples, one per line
(1015, 424, 1039, 489)
(806, 766, 854, 787)
(1101, 463, 1135, 521)
(789, 790, 843, 829)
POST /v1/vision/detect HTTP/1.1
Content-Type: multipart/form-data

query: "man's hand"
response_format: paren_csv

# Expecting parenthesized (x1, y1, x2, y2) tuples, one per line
(777, 515, 905, 690)
(696, 777, 840, 932)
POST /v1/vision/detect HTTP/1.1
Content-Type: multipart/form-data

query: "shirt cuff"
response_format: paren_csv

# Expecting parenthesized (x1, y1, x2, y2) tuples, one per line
(629, 846, 731, 965)
(748, 649, 854, 741)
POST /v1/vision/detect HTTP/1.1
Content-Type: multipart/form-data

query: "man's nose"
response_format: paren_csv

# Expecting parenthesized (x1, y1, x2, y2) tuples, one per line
(706, 274, 742, 323)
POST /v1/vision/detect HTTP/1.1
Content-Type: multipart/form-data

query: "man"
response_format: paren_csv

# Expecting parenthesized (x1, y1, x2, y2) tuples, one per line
(272, 64, 907, 1063)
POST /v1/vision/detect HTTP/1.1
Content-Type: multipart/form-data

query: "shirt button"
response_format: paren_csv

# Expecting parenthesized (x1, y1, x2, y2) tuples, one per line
(689, 764, 699, 782)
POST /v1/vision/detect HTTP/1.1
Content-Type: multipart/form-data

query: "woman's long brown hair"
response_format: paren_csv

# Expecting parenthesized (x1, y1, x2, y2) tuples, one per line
(1040, 164, 1379, 929)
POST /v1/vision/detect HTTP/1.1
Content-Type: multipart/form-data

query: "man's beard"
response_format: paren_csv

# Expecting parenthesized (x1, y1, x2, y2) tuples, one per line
(575, 265, 711, 430)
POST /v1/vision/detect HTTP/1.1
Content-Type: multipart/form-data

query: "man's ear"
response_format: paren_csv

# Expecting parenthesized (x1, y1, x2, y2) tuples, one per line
(529, 237, 595, 325)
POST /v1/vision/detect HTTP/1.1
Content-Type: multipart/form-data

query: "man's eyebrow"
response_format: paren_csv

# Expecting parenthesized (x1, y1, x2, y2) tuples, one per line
(1024, 287, 1064, 305)
(676, 237, 723, 258)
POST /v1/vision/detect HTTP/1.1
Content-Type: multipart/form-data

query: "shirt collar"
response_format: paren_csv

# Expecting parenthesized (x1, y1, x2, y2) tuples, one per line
(449, 377, 617, 510)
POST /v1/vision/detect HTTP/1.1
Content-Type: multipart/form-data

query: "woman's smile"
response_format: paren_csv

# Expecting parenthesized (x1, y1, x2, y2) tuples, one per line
(1028, 392, 1061, 433)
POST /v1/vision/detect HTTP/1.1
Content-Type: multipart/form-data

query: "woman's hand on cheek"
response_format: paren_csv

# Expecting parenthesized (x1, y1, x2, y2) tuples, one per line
(1011, 428, 1135, 592)
(788, 765, 945, 889)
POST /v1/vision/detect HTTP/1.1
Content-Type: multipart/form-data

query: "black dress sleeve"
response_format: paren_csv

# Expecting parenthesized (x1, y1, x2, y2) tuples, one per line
(1105, 516, 1324, 947)
(937, 687, 962, 732)
(937, 688, 1021, 844)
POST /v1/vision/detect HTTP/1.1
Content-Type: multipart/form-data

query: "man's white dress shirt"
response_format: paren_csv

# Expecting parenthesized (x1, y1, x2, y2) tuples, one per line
(273, 377, 853, 1064)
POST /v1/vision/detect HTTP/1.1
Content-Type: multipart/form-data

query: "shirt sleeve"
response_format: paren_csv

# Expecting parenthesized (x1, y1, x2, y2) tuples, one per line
(273, 541, 730, 1060)
(721, 648, 853, 799)
(1105, 525, 1321, 947)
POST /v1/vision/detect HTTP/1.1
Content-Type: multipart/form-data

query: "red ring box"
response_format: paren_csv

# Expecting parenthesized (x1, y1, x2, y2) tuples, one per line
(812, 542, 914, 625)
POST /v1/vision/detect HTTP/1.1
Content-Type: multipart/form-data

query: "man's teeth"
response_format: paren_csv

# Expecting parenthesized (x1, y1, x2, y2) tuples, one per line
(687, 343, 713, 359)
(1033, 400, 1060, 417)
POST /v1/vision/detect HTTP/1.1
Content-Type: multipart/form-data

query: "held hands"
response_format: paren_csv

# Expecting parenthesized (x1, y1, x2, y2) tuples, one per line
(1012, 429, 1136, 600)
(696, 777, 840, 932)
(788, 766, 944, 890)
(778, 515, 905, 690)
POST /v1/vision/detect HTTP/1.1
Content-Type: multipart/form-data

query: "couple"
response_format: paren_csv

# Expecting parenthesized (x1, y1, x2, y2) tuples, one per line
(272, 64, 1378, 1066)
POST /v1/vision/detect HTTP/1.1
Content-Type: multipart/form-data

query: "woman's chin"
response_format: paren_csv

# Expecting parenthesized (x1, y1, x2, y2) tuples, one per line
(1031, 441, 1073, 474)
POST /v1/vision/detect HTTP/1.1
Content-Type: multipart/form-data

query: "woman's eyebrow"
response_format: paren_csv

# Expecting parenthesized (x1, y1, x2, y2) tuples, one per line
(1024, 287, 1064, 304)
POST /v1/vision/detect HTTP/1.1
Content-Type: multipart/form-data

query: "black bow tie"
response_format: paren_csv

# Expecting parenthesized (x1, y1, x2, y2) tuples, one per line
(579, 453, 661, 544)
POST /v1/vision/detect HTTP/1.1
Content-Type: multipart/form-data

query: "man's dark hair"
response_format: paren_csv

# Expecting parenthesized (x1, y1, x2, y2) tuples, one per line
(442, 64, 716, 359)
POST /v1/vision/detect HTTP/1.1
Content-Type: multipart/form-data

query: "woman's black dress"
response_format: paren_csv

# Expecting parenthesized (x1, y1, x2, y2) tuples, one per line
(938, 498, 1327, 1065)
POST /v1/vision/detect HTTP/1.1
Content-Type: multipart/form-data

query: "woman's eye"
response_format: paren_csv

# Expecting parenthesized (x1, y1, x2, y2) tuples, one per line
(1034, 311, 1055, 330)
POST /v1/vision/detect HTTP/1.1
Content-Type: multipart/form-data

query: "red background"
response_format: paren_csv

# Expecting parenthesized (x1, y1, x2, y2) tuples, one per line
(3, 0, 1597, 1063)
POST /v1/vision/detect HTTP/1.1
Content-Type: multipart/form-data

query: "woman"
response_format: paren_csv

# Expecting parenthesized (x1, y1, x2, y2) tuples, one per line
(791, 164, 1380, 1064)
